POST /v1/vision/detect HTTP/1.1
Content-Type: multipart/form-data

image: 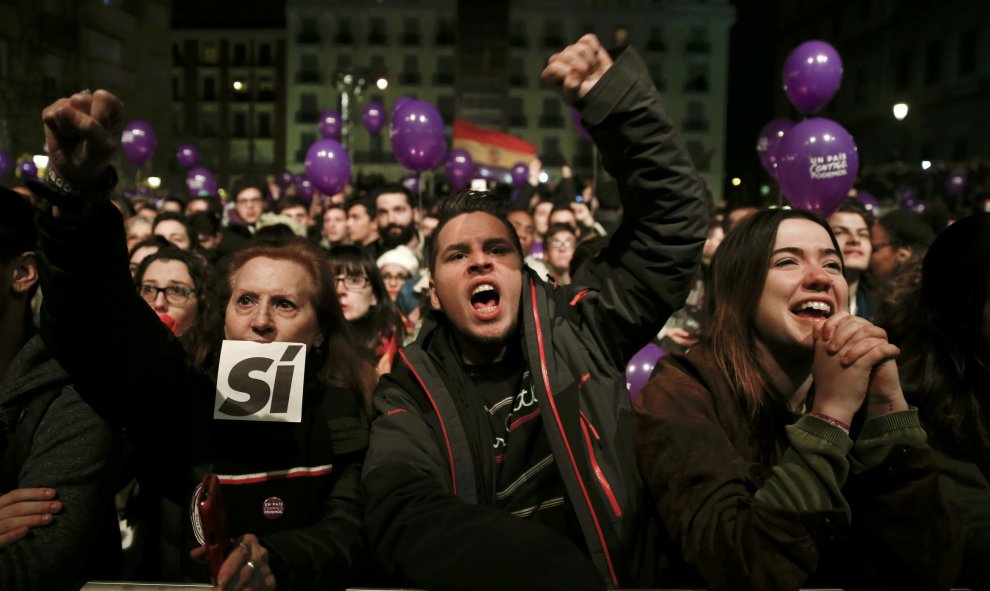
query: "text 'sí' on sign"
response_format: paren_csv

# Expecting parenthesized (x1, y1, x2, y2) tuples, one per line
(214, 341, 307, 423)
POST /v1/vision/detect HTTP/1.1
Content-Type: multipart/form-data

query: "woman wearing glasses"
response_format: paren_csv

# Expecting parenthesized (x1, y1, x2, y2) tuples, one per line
(543, 223, 578, 285)
(35, 89, 378, 591)
(328, 245, 405, 375)
(133, 246, 222, 367)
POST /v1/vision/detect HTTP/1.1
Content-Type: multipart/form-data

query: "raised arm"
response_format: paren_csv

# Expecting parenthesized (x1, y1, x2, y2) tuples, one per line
(541, 35, 708, 368)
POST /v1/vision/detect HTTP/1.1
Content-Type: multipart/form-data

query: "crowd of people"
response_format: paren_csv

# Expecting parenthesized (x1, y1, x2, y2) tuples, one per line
(0, 33, 988, 591)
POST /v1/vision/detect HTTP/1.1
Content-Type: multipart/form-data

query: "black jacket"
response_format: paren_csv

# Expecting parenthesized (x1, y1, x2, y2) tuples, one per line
(36, 204, 368, 590)
(362, 45, 707, 590)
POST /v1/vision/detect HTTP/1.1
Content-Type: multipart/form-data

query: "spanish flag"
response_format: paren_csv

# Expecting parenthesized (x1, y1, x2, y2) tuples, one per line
(453, 120, 537, 169)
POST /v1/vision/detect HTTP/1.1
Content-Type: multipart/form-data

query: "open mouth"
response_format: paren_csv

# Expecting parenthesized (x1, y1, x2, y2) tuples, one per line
(470, 283, 501, 316)
(791, 300, 833, 320)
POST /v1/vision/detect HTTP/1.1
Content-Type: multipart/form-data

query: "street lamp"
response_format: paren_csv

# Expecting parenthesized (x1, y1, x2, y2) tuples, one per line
(335, 68, 369, 154)
(892, 102, 909, 121)
(376, 77, 388, 91)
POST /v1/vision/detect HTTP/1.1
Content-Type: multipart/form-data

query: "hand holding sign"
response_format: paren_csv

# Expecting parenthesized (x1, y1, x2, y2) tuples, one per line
(215, 341, 307, 423)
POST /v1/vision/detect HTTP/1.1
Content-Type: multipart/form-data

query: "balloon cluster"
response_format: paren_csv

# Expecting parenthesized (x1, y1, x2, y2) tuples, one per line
(757, 41, 858, 218)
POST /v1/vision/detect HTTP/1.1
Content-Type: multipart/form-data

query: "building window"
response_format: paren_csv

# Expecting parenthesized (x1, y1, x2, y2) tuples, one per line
(258, 43, 272, 66)
(172, 42, 182, 66)
(434, 55, 454, 85)
(173, 76, 182, 100)
(233, 43, 247, 66)
(335, 17, 354, 44)
(297, 93, 318, 123)
(258, 112, 272, 137)
(202, 76, 216, 101)
(649, 61, 666, 91)
(543, 20, 564, 49)
(510, 97, 526, 127)
(438, 95, 454, 122)
(894, 51, 911, 91)
(369, 17, 387, 45)
(686, 140, 713, 172)
(255, 141, 274, 165)
(539, 98, 563, 128)
(648, 27, 665, 52)
(370, 54, 386, 79)
(299, 17, 320, 44)
(510, 57, 527, 87)
(298, 54, 319, 83)
(510, 20, 527, 48)
(297, 132, 317, 163)
(336, 53, 352, 71)
(958, 29, 978, 77)
(201, 43, 218, 64)
(258, 76, 275, 101)
(200, 109, 218, 137)
(686, 26, 710, 54)
(233, 111, 248, 137)
(542, 136, 564, 166)
(924, 42, 942, 85)
(684, 101, 708, 132)
(685, 63, 709, 93)
(402, 17, 420, 45)
(401, 56, 421, 85)
(436, 20, 456, 46)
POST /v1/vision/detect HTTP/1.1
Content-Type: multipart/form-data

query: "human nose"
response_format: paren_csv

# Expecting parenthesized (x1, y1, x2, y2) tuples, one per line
(151, 291, 169, 312)
(250, 305, 275, 335)
(468, 250, 494, 273)
(803, 265, 832, 291)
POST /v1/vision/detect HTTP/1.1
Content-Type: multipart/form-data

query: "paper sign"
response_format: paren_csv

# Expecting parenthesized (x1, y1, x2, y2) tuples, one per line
(214, 341, 307, 423)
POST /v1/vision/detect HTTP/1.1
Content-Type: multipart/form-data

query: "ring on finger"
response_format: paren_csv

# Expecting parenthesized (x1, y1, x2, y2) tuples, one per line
(246, 559, 258, 574)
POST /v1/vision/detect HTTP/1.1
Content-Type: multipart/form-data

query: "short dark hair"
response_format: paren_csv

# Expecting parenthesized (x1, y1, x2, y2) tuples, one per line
(187, 194, 224, 221)
(230, 175, 267, 202)
(347, 198, 374, 218)
(153, 212, 193, 247)
(162, 195, 187, 212)
(188, 211, 220, 236)
(372, 184, 414, 212)
(0, 187, 37, 265)
(877, 210, 935, 251)
(278, 197, 309, 214)
(427, 190, 524, 276)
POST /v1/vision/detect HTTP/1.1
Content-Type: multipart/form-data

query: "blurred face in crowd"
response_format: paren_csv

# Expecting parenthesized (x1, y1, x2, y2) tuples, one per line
(236, 188, 264, 225)
(754, 219, 847, 356)
(420, 215, 440, 238)
(545, 228, 577, 275)
(225, 257, 324, 347)
(507, 210, 536, 256)
(533, 202, 553, 237)
(347, 203, 377, 245)
(377, 192, 416, 248)
(549, 208, 578, 232)
(198, 231, 222, 251)
(130, 245, 160, 278)
(126, 218, 153, 252)
(429, 212, 523, 364)
(828, 212, 872, 275)
(380, 263, 412, 301)
(322, 207, 347, 243)
(137, 206, 158, 221)
(154, 219, 192, 251)
(335, 270, 375, 322)
(139, 259, 198, 336)
(282, 205, 309, 229)
(161, 200, 183, 214)
(186, 198, 210, 215)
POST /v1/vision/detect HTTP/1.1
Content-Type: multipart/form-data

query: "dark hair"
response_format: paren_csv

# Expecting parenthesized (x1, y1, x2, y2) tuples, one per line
(896, 213, 990, 466)
(188, 211, 220, 237)
(346, 198, 374, 218)
(832, 199, 873, 228)
(709, 209, 842, 421)
(162, 195, 187, 213)
(128, 235, 172, 260)
(187, 195, 224, 221)
(278, 197, 309, 214)
(110, 194, 136, 219)
(226, 239, 377, 412)
(153, 212, 194, 250)
(877, 209, 935, 251)
(0, 187, 37, 265)
(427, 190, 524, 276)
(372, 184, 413, 211)
(873, 210, 934, 330)
(327, 245, 405, 359)
(543, 223, 577, 250)
(230, 175, 267, 202)
(135, 246, 223, 368)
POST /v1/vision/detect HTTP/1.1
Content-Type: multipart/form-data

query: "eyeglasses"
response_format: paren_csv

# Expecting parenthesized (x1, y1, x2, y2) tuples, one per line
(336, 275, 371, 291)
(382, 273, 411, 283)
(138, 284, 195, 305)
(550, 240, 574, 249)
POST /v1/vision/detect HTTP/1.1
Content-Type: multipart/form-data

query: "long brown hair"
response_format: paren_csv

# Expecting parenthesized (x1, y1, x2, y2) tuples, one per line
(226, 238, 377, 413)
(709, 208, 842, 419)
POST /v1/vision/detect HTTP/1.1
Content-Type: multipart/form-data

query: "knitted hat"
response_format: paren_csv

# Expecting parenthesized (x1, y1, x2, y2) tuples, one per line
(376, 245, 420, 277)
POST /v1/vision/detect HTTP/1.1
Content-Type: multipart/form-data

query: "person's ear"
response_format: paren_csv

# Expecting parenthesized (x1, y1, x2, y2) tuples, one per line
(11, 252, 38, 295)
(429, 279, 441, 310)
(313, 330, 325, 350)
(895, 246, 912, 263)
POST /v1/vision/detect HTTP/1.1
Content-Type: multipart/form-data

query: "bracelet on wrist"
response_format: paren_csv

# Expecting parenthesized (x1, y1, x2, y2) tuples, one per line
(808, 410, 851, 435)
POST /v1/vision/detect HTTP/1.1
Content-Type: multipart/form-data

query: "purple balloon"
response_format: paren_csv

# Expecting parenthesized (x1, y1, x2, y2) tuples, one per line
(783, 41, 844, 114)
(362, 101, 386, 135)
(297, 179, 315, 201)
(176, 144, 199, 169)
(17, 160, 38, 180)
(392, 96, 414, 117)
(626, 343, 665, 400)
(510, 162, 529, 189)
(390, 99, 447, 172)
(776, 118, 859, 217)
(318, 110, 342, 141)
(445, 148, 475, 192)
(856, 190, 879, 212)
(571, 109, 591, 140)
(756, 118, 795, 178)
(121, 120, 157, 167)
(946, 169, 967, 197)
(401, 174, 420, 196)
(185, 167, 217, 197)
(0, 149, 12, 179)
(279, 171, 295, 188)
(305, 139, 351, 196)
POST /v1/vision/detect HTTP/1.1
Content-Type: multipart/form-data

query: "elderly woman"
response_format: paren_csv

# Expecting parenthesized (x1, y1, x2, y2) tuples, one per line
(634, 209, 961, 590)
(35, 89, 375, 591)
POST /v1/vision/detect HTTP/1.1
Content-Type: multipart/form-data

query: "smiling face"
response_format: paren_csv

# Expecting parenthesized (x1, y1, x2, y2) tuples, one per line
(225, 256, 323, 347)
(828, 211, 871, 274)
(430, 212, 524, 364)
(754, 219, 848, 355)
